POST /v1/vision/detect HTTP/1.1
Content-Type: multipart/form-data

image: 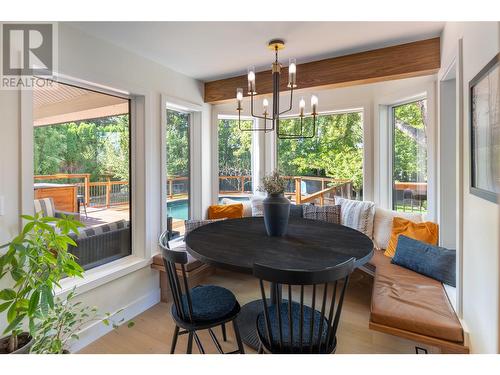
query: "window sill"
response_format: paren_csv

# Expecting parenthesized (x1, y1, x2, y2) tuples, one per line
(56, 255, 152, 296)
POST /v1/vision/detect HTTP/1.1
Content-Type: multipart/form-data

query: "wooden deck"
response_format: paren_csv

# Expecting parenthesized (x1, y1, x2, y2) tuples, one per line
(79, 204, 187, 238)
(80, 205, 130, 227)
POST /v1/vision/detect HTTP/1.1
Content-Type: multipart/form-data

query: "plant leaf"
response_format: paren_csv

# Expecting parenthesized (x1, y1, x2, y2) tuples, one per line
(3, 315, 24, 335)
(0, 289, 16, 301)
(28, 290, 40, 316)
(0, 301, 12, 313)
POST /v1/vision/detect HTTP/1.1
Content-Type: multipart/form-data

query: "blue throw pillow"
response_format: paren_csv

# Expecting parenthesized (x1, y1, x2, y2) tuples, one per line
(391, 235, 456, 287)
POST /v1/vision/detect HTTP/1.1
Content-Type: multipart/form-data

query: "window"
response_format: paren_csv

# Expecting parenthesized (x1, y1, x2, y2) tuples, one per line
(166, 109, 191, 236)
(218, 118, 253, 200)
(391, 99, 428, 213)
(277, 111, 364, 204)
(33, 79, 131, 270)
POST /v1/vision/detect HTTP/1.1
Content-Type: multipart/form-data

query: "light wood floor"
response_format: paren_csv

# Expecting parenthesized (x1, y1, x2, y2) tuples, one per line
(80, 269, 427, 354)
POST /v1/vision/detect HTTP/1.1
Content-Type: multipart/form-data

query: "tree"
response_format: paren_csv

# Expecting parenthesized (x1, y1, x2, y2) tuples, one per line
(33, 115, 130, 181)
(278, 112, 364, 196)
(166, 110, 189, 177)
(218, 119, 252, 176)
(393, 100, 427, 183)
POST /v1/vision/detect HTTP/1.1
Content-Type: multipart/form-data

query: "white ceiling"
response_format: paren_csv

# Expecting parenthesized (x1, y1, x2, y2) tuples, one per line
(67, 22, 445, 81)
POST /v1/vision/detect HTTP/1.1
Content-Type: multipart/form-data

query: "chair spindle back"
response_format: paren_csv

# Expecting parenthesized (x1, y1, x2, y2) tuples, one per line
(254, 258, 355, 354)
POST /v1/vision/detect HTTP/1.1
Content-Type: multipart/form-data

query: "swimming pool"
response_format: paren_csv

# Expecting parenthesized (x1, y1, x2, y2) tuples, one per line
(167, 196, 250, 220)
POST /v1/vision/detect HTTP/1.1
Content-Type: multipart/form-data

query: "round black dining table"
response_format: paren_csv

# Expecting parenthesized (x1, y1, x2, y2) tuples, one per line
(185, 216, 373, 350)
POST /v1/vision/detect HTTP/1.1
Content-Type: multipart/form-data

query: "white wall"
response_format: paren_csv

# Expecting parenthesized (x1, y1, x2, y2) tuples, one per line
(212, 75, 436, 212)
(439, 22, 500, 353)
(0, 23, 209, 348)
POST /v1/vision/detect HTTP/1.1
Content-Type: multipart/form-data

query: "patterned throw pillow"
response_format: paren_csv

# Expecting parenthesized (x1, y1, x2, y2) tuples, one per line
(184, 218, 225, 236)
(303, 205, 341, 224)
(250, 194, 265, 217)
(335, 197, 375, 237)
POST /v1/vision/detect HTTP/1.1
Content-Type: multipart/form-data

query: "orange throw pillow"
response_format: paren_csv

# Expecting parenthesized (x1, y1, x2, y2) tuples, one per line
(384, 217, 439, 258)
(207, 203, 243, 220)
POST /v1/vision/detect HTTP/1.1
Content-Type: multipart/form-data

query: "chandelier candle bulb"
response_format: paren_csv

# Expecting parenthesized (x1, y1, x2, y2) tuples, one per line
(247, 66, 256, 93)
(236, 88, 243, 109)
(311, 95, 318, 114)
(299, 97, 305, 117)
(288, 58, 297, 87)
(263, 98, 269, 116)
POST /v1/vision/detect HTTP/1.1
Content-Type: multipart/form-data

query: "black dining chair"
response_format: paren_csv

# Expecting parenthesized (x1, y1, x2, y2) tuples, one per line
(253, 258, 355, 354)
(159, 231, 245, 354)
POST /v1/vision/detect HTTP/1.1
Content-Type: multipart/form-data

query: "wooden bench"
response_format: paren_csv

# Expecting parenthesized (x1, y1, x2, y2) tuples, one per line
(367, 250, 469, 354)
(151, 253, 215, 302)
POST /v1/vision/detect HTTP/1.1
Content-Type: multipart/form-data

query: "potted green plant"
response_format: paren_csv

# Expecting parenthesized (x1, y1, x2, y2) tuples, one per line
(0, 213, 84, 354)
(258, 171, 290, 236)
(29, 288, 134, 354)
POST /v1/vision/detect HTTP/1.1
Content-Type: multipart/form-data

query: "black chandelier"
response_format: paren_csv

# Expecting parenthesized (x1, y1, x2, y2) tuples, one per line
(236, 39, 318, 139)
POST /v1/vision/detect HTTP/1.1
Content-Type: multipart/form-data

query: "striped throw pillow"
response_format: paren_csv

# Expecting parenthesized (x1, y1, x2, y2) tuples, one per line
(34, 198, 56, 218)
(335, 197, 375, 237)
(72, 220, 129, 240)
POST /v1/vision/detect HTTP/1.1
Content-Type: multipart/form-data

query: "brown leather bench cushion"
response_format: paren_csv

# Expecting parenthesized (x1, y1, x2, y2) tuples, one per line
(370, 249, 463, 343)
(153, 245, 204, 272)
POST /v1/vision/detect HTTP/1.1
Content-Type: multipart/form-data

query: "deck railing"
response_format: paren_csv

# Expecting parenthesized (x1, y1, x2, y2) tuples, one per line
(34, 174, 129, 208)
(34, 173, 365, 208)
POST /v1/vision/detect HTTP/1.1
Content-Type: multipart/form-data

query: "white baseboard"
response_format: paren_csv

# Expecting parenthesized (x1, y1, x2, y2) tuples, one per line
(70, 287, 161, 353)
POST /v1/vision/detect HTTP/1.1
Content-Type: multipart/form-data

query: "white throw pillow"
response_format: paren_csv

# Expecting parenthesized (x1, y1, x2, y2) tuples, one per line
(372, 207, 423, 250)
(335, 197, 375, 238)
(250, 194, 265, 217)
(220, 197, 252, 217)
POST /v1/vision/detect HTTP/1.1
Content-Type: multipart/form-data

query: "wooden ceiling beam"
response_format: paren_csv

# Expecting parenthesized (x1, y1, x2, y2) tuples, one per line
(204, 37, 440, 103)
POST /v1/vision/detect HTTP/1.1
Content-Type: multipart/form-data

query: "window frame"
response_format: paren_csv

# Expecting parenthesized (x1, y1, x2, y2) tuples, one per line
(388, 96, 429, 214)
(165, 107, 192, 227)
(160, 95, 203, 234)
(20, 74, 152, 296)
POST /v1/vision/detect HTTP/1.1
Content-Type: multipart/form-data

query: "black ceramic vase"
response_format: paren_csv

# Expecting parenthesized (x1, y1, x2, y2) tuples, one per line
(263, 192, 290, 236)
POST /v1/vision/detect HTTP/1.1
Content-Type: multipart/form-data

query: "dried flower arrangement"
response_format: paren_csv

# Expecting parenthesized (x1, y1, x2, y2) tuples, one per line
(258, 170, 288, 195)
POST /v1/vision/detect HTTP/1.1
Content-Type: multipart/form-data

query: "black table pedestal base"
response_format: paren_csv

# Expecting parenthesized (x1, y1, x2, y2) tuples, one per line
(236, 299, 265, 351)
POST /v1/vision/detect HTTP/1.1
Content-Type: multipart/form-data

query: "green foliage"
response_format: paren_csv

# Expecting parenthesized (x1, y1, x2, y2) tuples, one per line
(166, 110, 190, 177)
(0, 214, 84, 352)
(34, 115, 130, 181)
(218, 119, 253, 176)
(30, 289, 132, 354)
(278, 112, 364, 194)
(393, 100, 427, 182)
